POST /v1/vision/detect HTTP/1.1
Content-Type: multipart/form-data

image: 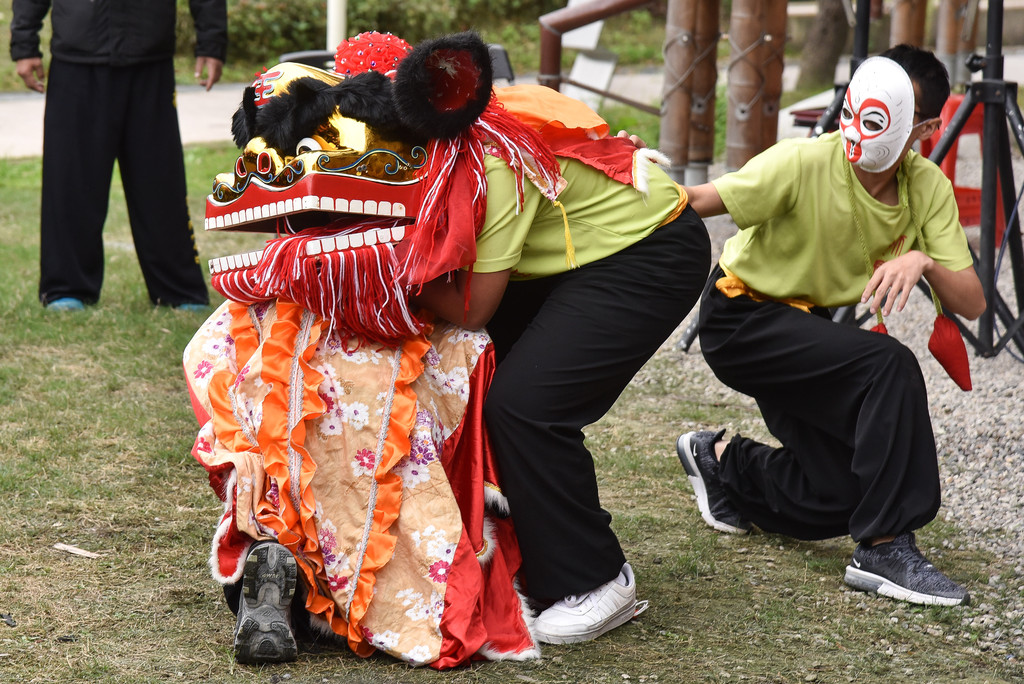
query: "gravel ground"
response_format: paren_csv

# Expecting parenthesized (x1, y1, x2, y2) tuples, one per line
(653, 155, 1024, 662)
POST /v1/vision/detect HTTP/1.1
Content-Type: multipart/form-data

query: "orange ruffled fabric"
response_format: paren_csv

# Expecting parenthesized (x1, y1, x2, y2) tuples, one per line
(189, 303, 538, 665)
(205, 303, 431, 654)
(341, 333, 430, 654)
(206, 303, 336, 621)
(250, 302, 326, 559)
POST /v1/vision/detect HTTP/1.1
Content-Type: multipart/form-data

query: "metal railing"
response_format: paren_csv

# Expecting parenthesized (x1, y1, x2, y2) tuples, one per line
(538, 0, 659, 115)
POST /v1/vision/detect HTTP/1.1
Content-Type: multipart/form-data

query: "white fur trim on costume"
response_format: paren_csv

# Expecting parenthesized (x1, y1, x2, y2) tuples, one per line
(632, 148, 672, 196)
(477, 641, 542, 661)
(477, 515, 497, 565)
(208, 470, 250, 585)
(483, 481, 510, 517)
(516, 577, 538, 631)
(476, 577, 541, 661)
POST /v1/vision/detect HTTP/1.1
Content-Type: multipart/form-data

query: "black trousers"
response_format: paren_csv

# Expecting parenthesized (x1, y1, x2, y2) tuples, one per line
(483, 207, 711, 601)
(38, 59, 208, 306)
(697, 266, 941, 543)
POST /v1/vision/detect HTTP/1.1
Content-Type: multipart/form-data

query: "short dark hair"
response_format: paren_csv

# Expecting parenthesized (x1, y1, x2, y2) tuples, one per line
(879, 43, 950, 120)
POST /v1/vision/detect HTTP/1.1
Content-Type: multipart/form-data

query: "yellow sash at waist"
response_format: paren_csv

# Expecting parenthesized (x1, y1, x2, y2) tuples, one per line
(715, 265, 815, 313)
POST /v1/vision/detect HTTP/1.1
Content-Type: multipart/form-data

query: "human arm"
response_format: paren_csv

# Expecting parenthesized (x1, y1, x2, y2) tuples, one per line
(189, 0, 227, 90)
(614, 128, 726, 216)
(15, 57, 45, 92)
(681, 182, 728, 217)
(410, 269, 513, 330)
(194, 55, 223, 90)
(10, 0, 50, 92)
(861, 251, 986, 320)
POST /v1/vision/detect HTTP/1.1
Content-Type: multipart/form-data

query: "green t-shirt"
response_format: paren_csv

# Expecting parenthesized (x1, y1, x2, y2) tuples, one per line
(473, 155, 684, 280)
(712, 131, 974, 308)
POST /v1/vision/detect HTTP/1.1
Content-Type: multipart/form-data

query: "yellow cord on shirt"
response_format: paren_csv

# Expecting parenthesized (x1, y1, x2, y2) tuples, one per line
(553, 200, 578, 269)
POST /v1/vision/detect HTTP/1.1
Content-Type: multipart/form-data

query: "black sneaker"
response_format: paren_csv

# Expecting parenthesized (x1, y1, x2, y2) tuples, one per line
(844, 532, 970, 606)
(234, 542, 299, 664)
(677, 430, 751, 535)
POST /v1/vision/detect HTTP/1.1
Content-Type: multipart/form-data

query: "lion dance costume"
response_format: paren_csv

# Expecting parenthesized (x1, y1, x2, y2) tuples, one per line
(183, 31, 672, 668)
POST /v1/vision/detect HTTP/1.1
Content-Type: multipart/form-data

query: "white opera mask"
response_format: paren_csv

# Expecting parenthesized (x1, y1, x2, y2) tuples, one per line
(839, 56, 916, 173)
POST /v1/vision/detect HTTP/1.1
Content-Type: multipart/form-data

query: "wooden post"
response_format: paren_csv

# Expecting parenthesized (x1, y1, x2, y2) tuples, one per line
(726, 0, 761, 170)
(890, 0, 928, 46)
(686, 0, 721, 184)
(912, 0, 929, 44)
(936, 0, 962, 84)
(934, 0, 979, 87)
(659, 0, 698, 182)
(957, 0, 980, 82)
(760, 0, 787, 152)
(726, 0, 787, 170)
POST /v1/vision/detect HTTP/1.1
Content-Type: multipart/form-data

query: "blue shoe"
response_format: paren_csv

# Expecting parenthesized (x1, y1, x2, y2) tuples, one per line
(46, 297, 85, 311)
(174, 302, 210, 312)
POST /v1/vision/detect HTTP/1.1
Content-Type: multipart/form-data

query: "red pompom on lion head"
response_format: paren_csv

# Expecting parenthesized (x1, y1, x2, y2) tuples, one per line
(334, 31, 412, 79)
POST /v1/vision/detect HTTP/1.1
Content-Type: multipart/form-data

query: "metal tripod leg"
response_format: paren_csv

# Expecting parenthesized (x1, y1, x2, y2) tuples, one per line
(928, 80, 1024, 357)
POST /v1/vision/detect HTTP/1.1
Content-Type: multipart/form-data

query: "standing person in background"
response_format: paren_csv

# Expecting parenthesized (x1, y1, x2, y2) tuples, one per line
(9, 0, 227, 311)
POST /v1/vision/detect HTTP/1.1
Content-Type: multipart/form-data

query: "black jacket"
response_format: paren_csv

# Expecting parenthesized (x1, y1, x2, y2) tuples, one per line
(10, 0, 227, 65)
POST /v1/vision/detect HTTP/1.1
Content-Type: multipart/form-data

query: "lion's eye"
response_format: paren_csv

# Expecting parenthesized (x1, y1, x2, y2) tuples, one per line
(297, 137, 322, 154)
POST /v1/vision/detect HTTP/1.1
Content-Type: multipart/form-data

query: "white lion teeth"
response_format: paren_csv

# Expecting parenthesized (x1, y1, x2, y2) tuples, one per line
(208, 224, 404, 272)
(299, 226, 404, 258)
(208, 249, 263, 274)
(206, 195, 411, 231)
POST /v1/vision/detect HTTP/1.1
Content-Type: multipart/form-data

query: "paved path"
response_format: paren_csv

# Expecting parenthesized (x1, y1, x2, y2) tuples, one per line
(0, 83, 244, 158)
(3, 52, 1024, 158)
(0, 71, 667, 158)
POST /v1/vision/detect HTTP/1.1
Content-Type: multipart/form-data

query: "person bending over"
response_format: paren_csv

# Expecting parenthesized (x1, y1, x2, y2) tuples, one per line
(415, 97, 712, 642)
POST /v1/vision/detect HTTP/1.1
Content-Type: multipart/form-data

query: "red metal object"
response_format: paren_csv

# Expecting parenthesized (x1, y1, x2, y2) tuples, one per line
(919, 93, 1006, 238)
(538, 0, 653, 91)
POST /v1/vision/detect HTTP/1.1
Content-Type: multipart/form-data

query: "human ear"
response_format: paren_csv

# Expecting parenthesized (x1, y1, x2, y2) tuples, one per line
(916, 117, 942, 141)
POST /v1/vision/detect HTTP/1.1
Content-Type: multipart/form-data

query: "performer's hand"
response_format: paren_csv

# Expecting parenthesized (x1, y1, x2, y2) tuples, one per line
(195, 56, 224, 91)
(616, 129, 647, 149)
(16, 57, 45, 93)
(861, 250, 931, 316)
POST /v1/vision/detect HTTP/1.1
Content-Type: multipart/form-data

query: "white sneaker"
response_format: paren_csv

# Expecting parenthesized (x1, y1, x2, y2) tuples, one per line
(533, 563, 641, 644)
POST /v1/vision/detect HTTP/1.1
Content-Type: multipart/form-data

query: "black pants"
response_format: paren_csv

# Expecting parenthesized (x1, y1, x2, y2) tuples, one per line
(38, 59, 208, 306)
(483, 207, 711, 601)
(697, 266, 941, 543)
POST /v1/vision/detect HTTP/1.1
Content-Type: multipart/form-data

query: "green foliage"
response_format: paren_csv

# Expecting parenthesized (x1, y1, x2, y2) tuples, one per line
(601, 9, 662, 65)
(600, 104, 662, 149)
(173, 0, 564, 64)
(460, 0, 563, 27)
(176, 0, 327, 64)
(346, 0, 459, 45)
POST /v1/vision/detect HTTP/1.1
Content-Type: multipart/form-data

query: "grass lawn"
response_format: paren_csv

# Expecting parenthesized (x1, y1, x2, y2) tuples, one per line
(0, 138, 1022, 683)
(2, 3, 1024, 681)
